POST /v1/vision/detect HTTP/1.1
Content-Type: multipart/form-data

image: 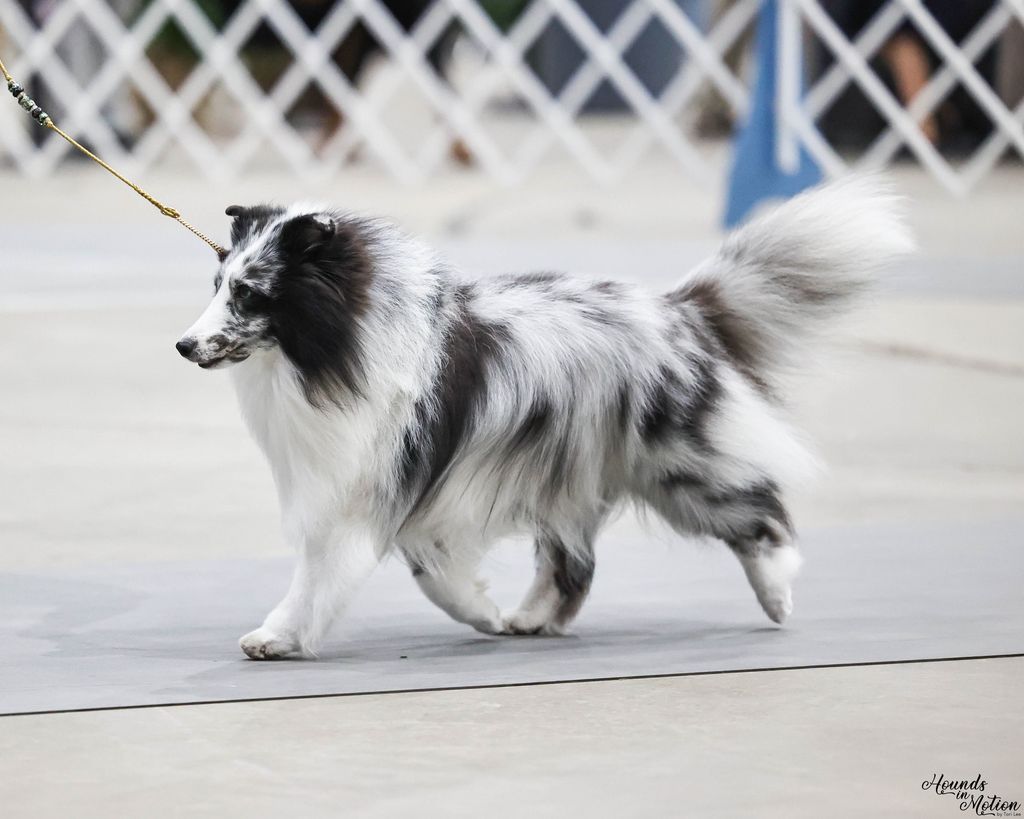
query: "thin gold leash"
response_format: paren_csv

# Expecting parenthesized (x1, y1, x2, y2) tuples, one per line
(1, 54, 226, 257)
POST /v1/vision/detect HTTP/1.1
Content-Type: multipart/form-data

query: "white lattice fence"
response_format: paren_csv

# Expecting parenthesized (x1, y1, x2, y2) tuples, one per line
(0, 0, 758, 183)
(783, 0, 1024, 194)
(0, 0, 1021, 191)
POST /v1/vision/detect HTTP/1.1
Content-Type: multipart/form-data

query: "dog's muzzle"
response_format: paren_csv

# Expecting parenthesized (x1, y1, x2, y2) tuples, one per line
(175, 335, 249, 368)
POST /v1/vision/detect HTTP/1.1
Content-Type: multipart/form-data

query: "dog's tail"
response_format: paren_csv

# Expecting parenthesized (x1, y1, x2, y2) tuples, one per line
(671, 176, 913, 388)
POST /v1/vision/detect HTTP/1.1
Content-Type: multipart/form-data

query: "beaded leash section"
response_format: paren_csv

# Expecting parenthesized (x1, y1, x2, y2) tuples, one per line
(1, 55, 226, 258)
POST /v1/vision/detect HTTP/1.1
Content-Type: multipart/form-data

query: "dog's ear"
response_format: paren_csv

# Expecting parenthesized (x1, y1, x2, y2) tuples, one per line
(224, 204, 287, 249)
(280, 213, 337, 258)
(225, 205, 250, 248)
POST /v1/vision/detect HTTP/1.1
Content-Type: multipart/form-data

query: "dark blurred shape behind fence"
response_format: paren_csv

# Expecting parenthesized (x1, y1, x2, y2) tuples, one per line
(0, 0, 1021, 191)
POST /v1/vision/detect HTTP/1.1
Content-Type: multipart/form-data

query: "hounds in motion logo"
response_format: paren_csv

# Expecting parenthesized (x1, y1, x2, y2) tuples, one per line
(921, 774, 1021, 816)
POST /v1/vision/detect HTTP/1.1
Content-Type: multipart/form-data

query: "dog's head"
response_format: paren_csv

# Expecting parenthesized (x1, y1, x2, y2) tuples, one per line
(176, 205, 372, 395)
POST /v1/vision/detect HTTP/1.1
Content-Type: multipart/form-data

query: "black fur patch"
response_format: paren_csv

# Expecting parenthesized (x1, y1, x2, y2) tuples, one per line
(659, 473, 792, 553)
(400, 285, 510, 518)
(541, 534, 595, 625)
(660, 470, 707, 490)
(226, 204, 285, 248)
(639, 360, 721, 451)
(494, 271, 562, 290)
(710, 481, 793, 551)
(672, 280, 773, 396)
(677, 357, 721, 448)
(615, 386, 632, 434)
(268, 215, 375, 407)
(543, 417, 573, 502)
(706, 481, 790, 524)
(551, 546, 593, 603)
(639, 366, 679, 442)
(509, 398, 553, 452)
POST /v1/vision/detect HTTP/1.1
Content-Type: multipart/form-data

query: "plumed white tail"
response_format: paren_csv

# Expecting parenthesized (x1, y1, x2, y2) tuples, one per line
(673, 176, 914, 383)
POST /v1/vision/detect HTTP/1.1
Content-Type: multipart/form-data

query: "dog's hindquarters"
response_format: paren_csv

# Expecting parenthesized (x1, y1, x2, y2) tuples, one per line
(636, 177, 913, 622)
(400, 178, 912, 635)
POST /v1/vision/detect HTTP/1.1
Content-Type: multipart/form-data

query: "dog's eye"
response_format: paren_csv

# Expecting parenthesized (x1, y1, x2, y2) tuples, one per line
(233, 283, 254, 305)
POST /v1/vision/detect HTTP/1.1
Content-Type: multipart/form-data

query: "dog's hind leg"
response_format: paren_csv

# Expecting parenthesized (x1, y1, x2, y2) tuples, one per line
(647, 478, 800, 624)
(502, 528, 596, 636)
(411, 546, 503, 635)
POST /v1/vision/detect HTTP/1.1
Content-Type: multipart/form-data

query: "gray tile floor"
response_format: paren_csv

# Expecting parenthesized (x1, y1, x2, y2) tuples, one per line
(3, 519, 1022, 715)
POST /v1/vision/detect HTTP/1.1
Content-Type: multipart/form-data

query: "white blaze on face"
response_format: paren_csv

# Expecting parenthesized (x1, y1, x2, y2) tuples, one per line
(184, 276, 233, 349)
(182, 274, 235, 358)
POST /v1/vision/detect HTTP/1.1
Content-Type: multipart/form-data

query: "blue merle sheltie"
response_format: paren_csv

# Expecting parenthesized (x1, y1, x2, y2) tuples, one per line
(176, 178, 911, 660)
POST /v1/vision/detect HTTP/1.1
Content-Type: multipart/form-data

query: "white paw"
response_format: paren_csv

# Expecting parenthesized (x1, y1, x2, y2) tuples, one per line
(466, 600, 503, 635)
(741, 545, 801, 625)
(756, 585, 793, 624)
(239, 627, 301, 660)
(500, 610, 564, 636)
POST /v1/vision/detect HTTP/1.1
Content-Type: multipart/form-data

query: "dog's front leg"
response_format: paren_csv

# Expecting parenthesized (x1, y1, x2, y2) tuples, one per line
(239, 519, 380, 660)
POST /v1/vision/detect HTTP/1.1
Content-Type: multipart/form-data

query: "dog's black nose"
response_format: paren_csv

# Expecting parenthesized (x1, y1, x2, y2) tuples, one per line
(176, 338, 197, 359)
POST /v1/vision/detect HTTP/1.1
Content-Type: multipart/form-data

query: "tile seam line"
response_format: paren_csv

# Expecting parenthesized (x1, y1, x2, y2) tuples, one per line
(2, 651, 1021, 719)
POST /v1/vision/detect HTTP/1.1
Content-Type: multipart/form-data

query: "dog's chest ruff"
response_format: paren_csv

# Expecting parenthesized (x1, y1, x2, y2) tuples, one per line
(230, 354, 383, 507)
